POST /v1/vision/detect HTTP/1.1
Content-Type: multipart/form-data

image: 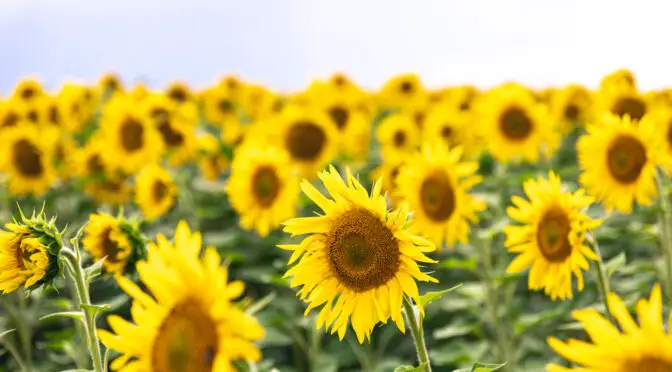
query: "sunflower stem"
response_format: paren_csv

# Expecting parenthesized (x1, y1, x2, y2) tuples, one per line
(655, 170, 672, 310)
(587, 233, 613, 323)
(16, 291, 33, 372)
(0, 337, 30, 372)
(402, 295, 432, 372)
(60, 247, 104, 372)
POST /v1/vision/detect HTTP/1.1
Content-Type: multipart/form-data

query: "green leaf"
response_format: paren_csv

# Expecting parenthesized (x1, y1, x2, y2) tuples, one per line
(419, 284, 463, 307)
(0, 328, 16, 340)
(40, 311, 84, 323)
(394, 363, 428, 371)
(471, 362, 507, 371)
(605, 252, 627, 278)
(84, 257, 106, 285)
(103, 347, 110, 372)
(440, 258, 478, 271)
(246, 291, 276, 315)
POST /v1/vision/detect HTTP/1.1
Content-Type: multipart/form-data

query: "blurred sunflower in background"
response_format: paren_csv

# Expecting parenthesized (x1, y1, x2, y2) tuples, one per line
(594, 83, 648, 122)
(551, 84, 592, 133)
(600, 68, 637, 92)
(378, 73, 427, 109)
(0, 124, 57, 196)
(504, 172, 601, 300)
(578, 114, 665, 213)
(197, 133, 229, 181)
(0, 99, 26, 130)
(203, 83, 240, 137)
(478, 83, 557, 163)
(376, 112, 420, 161)
(422, 106, 479, 157)
(58, 85, 95, 132)
(142, 94, 197, 166)
(316, 96, 371, 161)
(227, 145, 300, 237)
(547, 284, 672, 371)
(13, 79, 44, 102)
(370, 158, 406, 202)
(165, 81, 192, 104)
(72, 139, 133, 205)
(396, 144, 485, 249)
(99, 221, 264, 371)
(82, 213, 135, 275)
(279, 166, 437, 343)
(134, 164, 178, 221)
(99, 73, 123, 95)
(273, 106, 339, 177)
(100, 97, 164, 173)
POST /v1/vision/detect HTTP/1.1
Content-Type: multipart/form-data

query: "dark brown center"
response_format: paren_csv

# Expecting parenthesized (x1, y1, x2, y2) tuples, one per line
(537, 207, 572, 262)
(100, 227, 122, 263)
(606, 135, 647, 184)
(622, 357, 672, 372)
(327, 208, 400, 292)
(328, 106, 349, 130)
(13, 139, 43, 177)
(612, 97, 646, 121)
(251, 166, 280, 207)
(218, 99, 234, 114)
(499, 107, 533, 140)
(400, 81, 413, 94)
(119, 119, 144, 152)
(2, 112, 19, 128)
(285, 121, 326, 161)
(87, 154, 105, 175)
(420, 172, 455, 222)
(393, 130, 406, 148)
(564, 104, 580, 121)
(153, 181, 168, 202)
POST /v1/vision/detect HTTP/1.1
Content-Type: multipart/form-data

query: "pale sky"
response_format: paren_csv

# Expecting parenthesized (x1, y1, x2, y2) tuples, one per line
(1, 0, 671, 94)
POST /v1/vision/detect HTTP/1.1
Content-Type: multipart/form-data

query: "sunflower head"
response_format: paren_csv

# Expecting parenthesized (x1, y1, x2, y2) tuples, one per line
(134, 164, 178, 222)
(228, 144, 300, 237)
(98, 221, 264, 371)
(600, 68, 637, 92)
(551, 84, 592, 133)
(82, 212, 147, 276)
(478, 84, 557, 163)
(595, 84, 648, 122)
(166, 81, 192, 104)
(0, 100, 26, 130)
(504, 172, 602, 300)
(0, 124, 57, 196)
(547, 284, 672, 371)
(578, 114, 666, 213)
(376, 112, 421, 162)
(395, 144, 486, 248)
(100, 73, 123, 94)
(14, 79, 44, 102)
(378, 73, 427, 109)
(422, 106, 479, 157)
(0, 207, 63, 294)
(279, 166, 437, 343)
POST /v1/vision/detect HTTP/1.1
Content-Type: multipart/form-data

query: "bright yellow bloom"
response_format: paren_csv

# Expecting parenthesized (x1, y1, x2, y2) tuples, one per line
(227, 145, 300, 237)
(593, 83, 648, 122)
(13, 78, 44, 102)
(422, 106, 479, 157)
(376, 113, 420, 162)
(134, 164, 178, 222)
(279, 166, 437, 343)
(98, 221, 264, 371)
(196, 133, 229, 181)
(378, 73, 427, 109)
(551, 84, 592, 133)
(578, 114, 665, 213)
(0, 124, 57, 196)
(504, 172, 602, 300)
(396, 145, 485, 248)
(82, 213, 134, 275)
(547, 284, 672, 371)
(0, 224, 50, 293)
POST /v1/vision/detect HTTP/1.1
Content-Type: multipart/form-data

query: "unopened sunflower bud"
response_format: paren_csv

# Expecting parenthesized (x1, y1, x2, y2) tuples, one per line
(0, 208, 63, 294)
(82, 212, 147, 276)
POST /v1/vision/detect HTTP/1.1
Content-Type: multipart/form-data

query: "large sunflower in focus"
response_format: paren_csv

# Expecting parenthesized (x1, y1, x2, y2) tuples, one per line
(551, 84, 592, 133)
(227, 145, 300, 237)
(0, 124, 56, 196)
(100, 97, 164, 173)
(279, 166, 437, 343)
(274, 106, 339, 177)
(578, 114, 664, 213)
(134, 164, 178, 222)
(504, 172, 601, 300)
(547, 284, 672, 371)
(396, 145, 485, 248)
(376, 113, 420, 162)
(478, 84, 556, 163)
(99, 221, 264, 371)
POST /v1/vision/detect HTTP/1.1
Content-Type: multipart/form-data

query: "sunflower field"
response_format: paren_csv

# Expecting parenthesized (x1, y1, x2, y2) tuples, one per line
(0, 69, 671, 372)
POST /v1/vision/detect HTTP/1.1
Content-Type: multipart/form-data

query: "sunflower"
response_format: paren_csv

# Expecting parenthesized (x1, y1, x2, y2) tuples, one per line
(0, 99, 26, 130)
(600, 68, 636, 92)
(240, 84, 278, 121)
(396, 145, 486, 248)
(278, 166, 437, 343)
(134, 164, 178, 222)
(0, 214, 61, 294)
(274, 106, 339, 178)
(547, 284, 672, 371)
(203, 84, 239, 126)
(13, 79, 44, 102)
(197, 133, 229, 181)
(578, 114, 665, 213)
(441, 85, 480, 113)
(0, 124, 57, 196)
(98, 221, 264, 371)
(165, 81, 192, 104)
(227, 145, 300, 237)
(82, 213, 135, 275)
(314, 97, 371, 160)
(99, 97, 164, 173)
(100, 73, 123, 94)
(370, 158, 406, 202)
(85, 178, 133, 206)
(41, 96, 67, 130)
(594, 83, 648, 122)
(378, 73, 427, 109)
(504, 172, 601, 300)
(376, 112, 420, 162)
(142, 94, 197, 166)
(58, 84, 95, 132)
(478, 84, 557, 163)
(422, 106, 479, 157)
(551, 84, 592, 133)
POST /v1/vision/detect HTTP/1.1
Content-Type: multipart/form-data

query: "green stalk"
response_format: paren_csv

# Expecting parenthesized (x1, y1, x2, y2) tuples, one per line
(655, 170, 672, 309)
(402, 295, 432, 372)
(1, 338, 29, 372)
(16, 291, 33, 371)
(587, 233, 613, 323)
(60, 247, 103, 372)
